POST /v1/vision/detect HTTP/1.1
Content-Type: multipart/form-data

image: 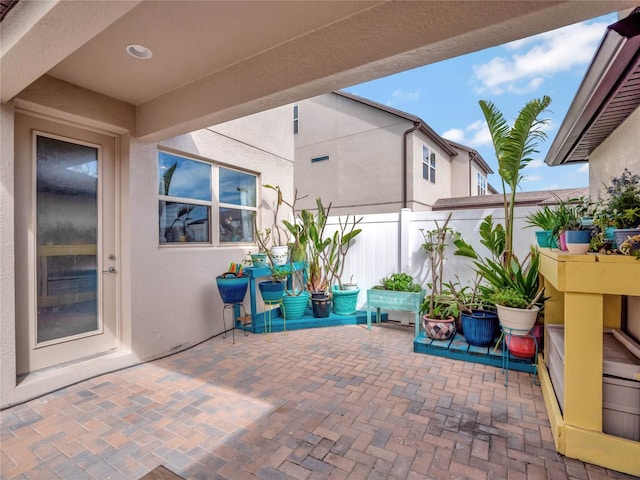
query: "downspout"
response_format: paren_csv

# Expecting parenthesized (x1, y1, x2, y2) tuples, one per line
(468, 156, 472, 196)
(402, 121, 420, 209)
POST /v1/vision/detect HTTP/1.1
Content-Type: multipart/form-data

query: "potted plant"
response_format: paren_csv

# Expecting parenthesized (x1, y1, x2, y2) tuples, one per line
(420, 291, 458, 341)
(446, 276, 499, 347)
(257, 264, 288, 302)
(524, 205, 558, 248)
(419, 213, 460, 340)
(368, 273, 426, 335)
(455, 96, 550, 337)
(215, 263, 249, 304)
(325, 210, 363, 315)
(599, 169, 640, 255)
(563, 197, 595, 254)
(300, 199, 333, 317)
(489, 288, 543, 335)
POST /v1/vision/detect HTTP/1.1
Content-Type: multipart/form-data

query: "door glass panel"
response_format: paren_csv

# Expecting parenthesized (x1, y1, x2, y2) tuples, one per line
(36, 136, 99, 343)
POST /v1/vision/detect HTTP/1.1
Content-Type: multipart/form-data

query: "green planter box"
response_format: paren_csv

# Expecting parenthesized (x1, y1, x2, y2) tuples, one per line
(366, 289, 425, 338)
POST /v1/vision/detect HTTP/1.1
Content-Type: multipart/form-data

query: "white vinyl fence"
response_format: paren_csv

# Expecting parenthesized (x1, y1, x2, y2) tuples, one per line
(325, 205, 541, 320)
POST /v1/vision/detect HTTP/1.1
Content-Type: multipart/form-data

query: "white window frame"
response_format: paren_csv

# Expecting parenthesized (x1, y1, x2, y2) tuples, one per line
(423, 146, 436, 183)
(158, 150, 258, 246)
(477, 172, 487, 196)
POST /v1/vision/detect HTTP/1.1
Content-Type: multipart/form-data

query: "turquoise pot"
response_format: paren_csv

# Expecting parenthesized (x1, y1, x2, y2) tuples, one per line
(259, 280, 285, 302)
(216, 273, 249, 304)
(332, 286, 360, 315)
(535, 230, 558, 248)
(250, 253, 268, 267)
(281, 291, 310, 320)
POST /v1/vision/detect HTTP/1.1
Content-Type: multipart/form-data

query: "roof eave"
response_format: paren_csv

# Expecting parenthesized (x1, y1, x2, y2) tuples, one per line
(333, 90, 458, 156)
(544, 8, 640, 166)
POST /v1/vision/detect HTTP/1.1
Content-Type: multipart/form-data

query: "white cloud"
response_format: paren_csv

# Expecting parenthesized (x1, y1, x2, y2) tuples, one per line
(388, 89, 421, 104)
(442, 128, 465, 142)
(523, 174, 543, 182)
(441, 120, 492, 147)
(524, 159, 545, 169)
(577, 164, 589, 173)
(473, 20, 608, 95)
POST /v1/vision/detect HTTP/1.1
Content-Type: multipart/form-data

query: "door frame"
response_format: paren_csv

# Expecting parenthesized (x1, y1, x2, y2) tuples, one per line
(14, 111, 121, 375)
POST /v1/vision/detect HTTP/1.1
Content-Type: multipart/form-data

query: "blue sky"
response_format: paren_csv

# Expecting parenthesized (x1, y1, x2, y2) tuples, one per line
(344, 13, 619, 193)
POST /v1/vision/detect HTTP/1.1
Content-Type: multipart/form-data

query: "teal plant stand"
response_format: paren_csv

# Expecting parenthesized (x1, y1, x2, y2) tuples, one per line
(366, 289, 426, 338)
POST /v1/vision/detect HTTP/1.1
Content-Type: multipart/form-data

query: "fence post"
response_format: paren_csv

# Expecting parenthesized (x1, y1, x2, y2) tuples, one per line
(400, 208, 412, 273)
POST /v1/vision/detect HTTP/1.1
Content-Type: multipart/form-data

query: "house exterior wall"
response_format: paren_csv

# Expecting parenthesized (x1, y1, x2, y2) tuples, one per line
(586, 106, 640, 348)
(450, 150, 473, 198)
(294, 94, 408, 215)
(0, 102, 17, 406)
(409, 132, 453, 211)
(295, 93, 489, 215)
(1, 87, 294, 407)
(588, 106, 640, 199)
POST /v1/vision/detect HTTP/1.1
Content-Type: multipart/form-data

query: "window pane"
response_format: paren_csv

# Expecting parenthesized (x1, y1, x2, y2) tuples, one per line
(158, 152, 211, 201)
(159, 201, 210, 243)
(36, 136, 99, 342)
(219, 207, 255, 243)
(219, 168, 256, 206)
(423, 163, 428, 180)
(430, 167, 436, 184)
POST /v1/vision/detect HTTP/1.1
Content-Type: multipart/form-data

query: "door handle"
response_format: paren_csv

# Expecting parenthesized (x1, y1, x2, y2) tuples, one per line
(103, 267, 116, 273)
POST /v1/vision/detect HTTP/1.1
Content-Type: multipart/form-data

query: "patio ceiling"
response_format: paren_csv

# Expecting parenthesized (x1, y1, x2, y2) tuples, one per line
(1, 1, 637, 142)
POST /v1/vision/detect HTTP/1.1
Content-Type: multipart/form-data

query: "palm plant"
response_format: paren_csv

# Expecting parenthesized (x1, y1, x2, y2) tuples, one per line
(479, 96, 551, 266)
(455, 96, 551, 307)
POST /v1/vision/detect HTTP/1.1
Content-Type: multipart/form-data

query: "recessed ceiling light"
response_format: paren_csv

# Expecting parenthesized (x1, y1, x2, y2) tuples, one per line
(126, 44, 153, 59)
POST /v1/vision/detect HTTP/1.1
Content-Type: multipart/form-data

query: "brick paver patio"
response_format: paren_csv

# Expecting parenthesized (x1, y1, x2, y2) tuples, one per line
(1, 324, 636, 480)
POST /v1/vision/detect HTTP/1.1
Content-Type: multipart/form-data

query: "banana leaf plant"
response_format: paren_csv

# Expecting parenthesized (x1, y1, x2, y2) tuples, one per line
(454, 96, 551, 307)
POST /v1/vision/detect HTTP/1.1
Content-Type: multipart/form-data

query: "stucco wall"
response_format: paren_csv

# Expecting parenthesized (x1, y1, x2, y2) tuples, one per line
(128, 112, 293, 361)
(409, 132, 453, 211)
(587, 106, 640, 346)
(2, 99, 294, 407)
(295, 94, 409, 214)
(589, 106, 640, 199)
(0, 102, 17, 408)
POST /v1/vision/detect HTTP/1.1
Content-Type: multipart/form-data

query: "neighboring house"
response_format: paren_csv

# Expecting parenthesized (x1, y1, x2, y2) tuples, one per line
(293, 91, 493, 214)
(432, 187, 589, 211)
(0, 1, 628, 408)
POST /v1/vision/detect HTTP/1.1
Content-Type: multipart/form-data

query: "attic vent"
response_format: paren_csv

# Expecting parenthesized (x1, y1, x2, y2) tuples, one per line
(311, 155, 329, 163)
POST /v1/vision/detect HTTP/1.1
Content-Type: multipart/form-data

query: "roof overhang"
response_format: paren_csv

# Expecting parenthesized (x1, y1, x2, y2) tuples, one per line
(2, 1, 636, 143)
(545, 7, 640, 166)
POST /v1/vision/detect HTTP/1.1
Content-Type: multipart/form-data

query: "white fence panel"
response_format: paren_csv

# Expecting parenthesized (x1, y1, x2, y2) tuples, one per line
(326, 204, 541, 315)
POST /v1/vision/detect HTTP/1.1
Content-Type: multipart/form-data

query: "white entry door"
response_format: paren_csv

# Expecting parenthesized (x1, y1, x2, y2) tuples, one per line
(15, 113, 118, 374)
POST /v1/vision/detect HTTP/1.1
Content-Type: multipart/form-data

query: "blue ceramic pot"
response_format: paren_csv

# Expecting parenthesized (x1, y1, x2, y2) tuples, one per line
(460, 310, 498, 347)
(259, 280, 285, 302)
(216, 273, 249, 304)
(565, 229, 591, 254)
